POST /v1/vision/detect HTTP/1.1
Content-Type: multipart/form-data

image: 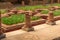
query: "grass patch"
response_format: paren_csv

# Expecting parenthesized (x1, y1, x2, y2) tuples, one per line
(16, 3, 60, 11)
(53, 10, 60, 16)
(41, 10, 49, 14)
(2, 14, 40, 25)
(17, 5, 50, 11)
(41, 10, 60, 16)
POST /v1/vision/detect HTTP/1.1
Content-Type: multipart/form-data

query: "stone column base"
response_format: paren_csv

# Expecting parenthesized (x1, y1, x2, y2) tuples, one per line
(46, 22, 56, 25)
(0, 34, 6, 39)
(22, 27, 34, 32)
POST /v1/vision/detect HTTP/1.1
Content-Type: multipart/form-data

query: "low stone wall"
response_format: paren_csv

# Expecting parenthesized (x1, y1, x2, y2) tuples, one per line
(3, 19, 46, 32)
(3, 16, 60, 33)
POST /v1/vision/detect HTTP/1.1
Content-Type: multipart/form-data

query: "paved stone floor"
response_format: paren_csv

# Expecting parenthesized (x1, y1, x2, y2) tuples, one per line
(1, 20, 60, 40)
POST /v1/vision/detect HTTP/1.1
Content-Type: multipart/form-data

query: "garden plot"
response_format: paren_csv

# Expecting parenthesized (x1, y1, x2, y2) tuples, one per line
(1, 4, 60, 33)
(2, 14, 40, 25)
(1, 9, 60, 25)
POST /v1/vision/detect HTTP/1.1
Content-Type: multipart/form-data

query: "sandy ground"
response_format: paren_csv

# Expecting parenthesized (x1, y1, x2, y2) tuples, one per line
(2, 20, 60, 40)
